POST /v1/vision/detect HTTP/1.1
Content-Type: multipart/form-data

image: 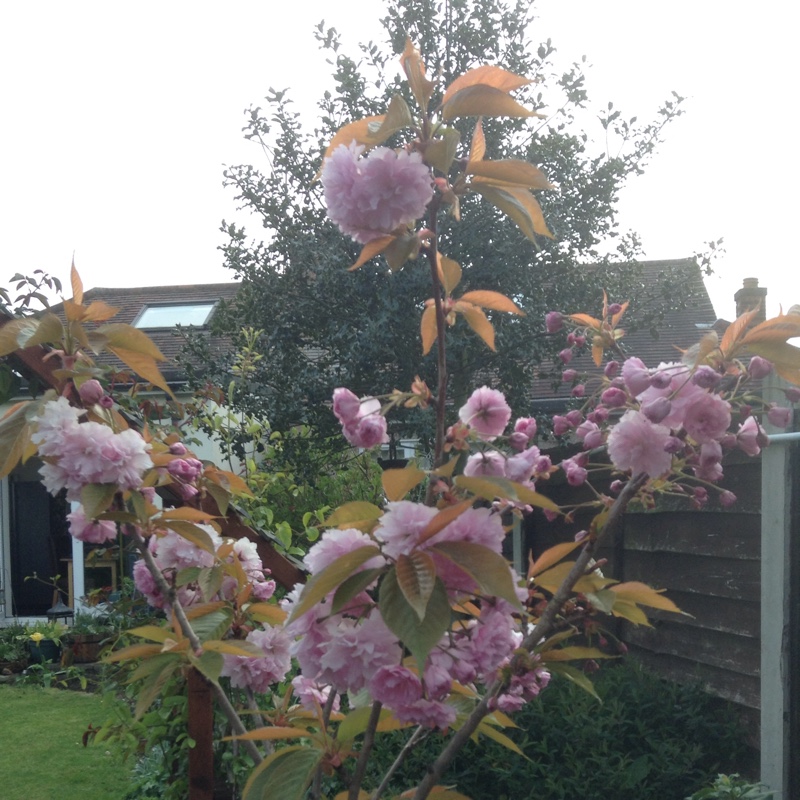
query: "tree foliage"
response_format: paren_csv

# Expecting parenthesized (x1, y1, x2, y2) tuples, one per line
(185, 0, 698, 450)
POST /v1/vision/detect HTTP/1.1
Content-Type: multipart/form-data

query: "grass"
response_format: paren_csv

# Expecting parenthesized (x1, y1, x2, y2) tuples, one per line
(0, 685, 132, 800)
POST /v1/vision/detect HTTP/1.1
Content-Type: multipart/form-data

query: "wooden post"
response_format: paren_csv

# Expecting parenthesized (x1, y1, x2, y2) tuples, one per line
(761, 379, 795, 799)
(188, 667, 215, 800)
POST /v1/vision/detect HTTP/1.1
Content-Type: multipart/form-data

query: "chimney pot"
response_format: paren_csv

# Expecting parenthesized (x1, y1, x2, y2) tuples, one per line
(734, 277, 767, 322)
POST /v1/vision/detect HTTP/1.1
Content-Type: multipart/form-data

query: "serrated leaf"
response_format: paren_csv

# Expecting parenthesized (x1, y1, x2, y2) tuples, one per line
(433, 456, 460, 478)
(418, 499, 474, 545)
(70, 259, 84, 306)
(430, 541, 521, 608)
(247, 602, 288, 625)
(25, 312, 64, 348)
(458, 290, 524, 315)
(383, 231, 421, 272)
(527, 541, 582, 579)
(128, 625, 171, 644)
(472, 183, 552, 241)
(374, 94, 413, 138)
(442, 84, 538, 121)
(194, 650, 224, 682)
(230, 726, 312, 742)
(443, 64, 531, 105)
(331, 567, 383, 614)
(80, 483, 118, 520)
(205, 481, 230, 516)
(324, 501, 383, 530)
(108, 346, 172, 396)
(719, 308, 761, 356)
(176, 566, 202, 587)
(134, 655, 181, 719)
(548, 663, 600, 701)
(533, 561, 616, 595)
(105, 643, 164, 663)
(379, 568, 450, 670)
(382, 465, 426, 501)
(350, 235, 396, 270)
(467, 159, 552, 190)
(592, 344, 604, 367)
(161, 507, 218, 523)
(459, 304, 495, 350)
(746, 340, 800, 370)
(610, 599, 651, 626)
(91, 323, 164, 359)
(0, 402, 31, 479)
(396, 551, 437, 621)
(0, 319, 40, 355)
(610, 581, 684, 614)
(567, 313, 602, 328)
(421, 304, 439, 355)
(437, 254, 462, 296)
(162, 520, 216, 555)
(81, 300, 119, 322)
(469, 118, 486, 162)
(203, 639, 264, 657)
(321, 115, 384, 165)
(474, 719, 526, 758)
(540, 646, 617, 662)
(188, 608, 234, 643)
(400, 38, 435, 112)
(242, 745, 322, 800)
(198, 566, 224, 601)
(289, 546, 382, 622)
(425, 127, 461, 173)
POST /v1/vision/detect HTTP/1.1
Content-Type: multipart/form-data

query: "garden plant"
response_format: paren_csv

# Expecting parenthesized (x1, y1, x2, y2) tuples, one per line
(1, 23, 798, 800)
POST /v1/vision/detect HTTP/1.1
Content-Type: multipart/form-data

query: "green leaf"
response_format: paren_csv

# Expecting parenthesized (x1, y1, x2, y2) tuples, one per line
(194, 650, 224, 683)
(429, 541, 521, 608)
(379, 568, 450, 670)
(324, 502, 383, 531)
(242, 745, 322, 800)
(134, 656, 181, 719)
(162, 520, 216, 555)
(547, 663, 601, 702)
(176, 567, 202, 587)
(331, 567, 384, 614)
(396, 551, 437, 621)
(198, 566, 224, 602)
(474, 719, 528, 758)
(188, 608, 234, 643)
(80, 483, 118, 520)
(0, 402, 31, 480)
(454, 475, 560, 513)
(288, 546, 382, 622)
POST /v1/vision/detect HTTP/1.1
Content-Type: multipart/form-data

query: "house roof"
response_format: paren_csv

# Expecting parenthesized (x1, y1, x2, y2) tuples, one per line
(80, 282, 241, 385)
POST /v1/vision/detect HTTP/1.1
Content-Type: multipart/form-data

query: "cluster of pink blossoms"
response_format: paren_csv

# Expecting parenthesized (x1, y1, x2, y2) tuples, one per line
(332, 387, 389, 449)
(322, 142, 434, 244)
(283, 500, 549, 728)
(32, 397, 153, 541)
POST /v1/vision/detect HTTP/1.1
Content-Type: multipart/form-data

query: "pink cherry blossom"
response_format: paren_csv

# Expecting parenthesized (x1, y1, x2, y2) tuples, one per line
(748, 356, 773, 379)
(77, 379, 104, 406)
(322, 142, 434, 244)
(545, 311, 563, 333)
(221, 626, 292, 692)
(369, 665, 423, 709)
(303, 527, 385, 575)
(67, 506, 118, 544)
(737, 416, 762, 456)
(458, 386, 511, 438)
(607, 410, 672, 478)
(767, 406, 793, 428)
(682, 393, 731, 444)
(622, 357, 651, 396)
(463, 451, 506, 478)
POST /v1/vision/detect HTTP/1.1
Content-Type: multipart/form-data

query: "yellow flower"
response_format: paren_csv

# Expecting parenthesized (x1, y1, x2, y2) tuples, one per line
(30, 632, 45, 643)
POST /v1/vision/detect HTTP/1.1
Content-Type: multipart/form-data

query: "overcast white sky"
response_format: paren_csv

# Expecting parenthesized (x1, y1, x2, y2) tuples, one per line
(1, 1, 796, 320)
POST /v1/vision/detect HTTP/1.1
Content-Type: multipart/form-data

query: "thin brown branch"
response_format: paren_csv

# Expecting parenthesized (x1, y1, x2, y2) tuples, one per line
(349, 701, 383, 800)
(371, 725, 428, 800)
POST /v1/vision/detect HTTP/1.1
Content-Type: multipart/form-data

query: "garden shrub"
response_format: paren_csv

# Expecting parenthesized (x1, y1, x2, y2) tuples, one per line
(359, 660, 751, 800)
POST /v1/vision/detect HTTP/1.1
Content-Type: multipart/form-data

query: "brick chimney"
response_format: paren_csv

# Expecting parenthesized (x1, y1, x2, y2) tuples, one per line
(734, 277, 767, 323)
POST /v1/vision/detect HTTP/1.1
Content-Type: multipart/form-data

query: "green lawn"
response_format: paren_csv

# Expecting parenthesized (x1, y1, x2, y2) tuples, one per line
(0, 685, 132, 800)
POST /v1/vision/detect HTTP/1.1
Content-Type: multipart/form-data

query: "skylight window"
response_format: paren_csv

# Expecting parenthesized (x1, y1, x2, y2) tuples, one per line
(134, 302, 216, 329)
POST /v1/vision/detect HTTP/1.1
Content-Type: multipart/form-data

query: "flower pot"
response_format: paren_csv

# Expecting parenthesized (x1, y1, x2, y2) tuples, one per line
(28, 639, 62, 664)
(66, 633, 105, 663)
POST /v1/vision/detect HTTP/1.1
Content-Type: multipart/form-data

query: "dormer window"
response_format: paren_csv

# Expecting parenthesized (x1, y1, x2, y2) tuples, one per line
(133, 302, 217, 329)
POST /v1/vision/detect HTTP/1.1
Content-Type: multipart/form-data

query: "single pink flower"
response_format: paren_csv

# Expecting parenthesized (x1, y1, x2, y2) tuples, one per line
(458, 387, 511, 439)
(78, 379, 104, 406)
(767, 405, 793, 428)
(622, 357, 651, 397)
(67, 507, 117, 544)
(463, 451, 506, 478)
(737, 416, 762, 456)
(607, 410, 672, 478)
(322, 142, 434, 243)
(682, 393, 731, 444)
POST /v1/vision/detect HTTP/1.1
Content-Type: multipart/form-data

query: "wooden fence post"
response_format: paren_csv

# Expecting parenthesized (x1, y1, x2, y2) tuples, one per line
(188, 667, 215, 800)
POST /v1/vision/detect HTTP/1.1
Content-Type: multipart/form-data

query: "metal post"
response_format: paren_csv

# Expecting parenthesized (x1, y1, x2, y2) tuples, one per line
(761, 381, 794, 798)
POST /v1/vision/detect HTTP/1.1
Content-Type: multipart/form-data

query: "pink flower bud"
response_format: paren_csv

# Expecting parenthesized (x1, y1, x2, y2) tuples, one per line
(552, 415, 571, 436)
(514, 417, 538, 439)
(719, 490, 737, 508)
(748, 356, 773, 379)
(545, 312, 563, 333)
(589, 406, 610, 424)
(574, 334, 586, 347)
(663, 436, 684, 454)
(566, 410, 584, 427)
(650, 370, 672, 389)
(608, 303, 623, 315)
(99, 395, 114, 409)
(567, 332, 577, 345)
(609, 480, 624, 494)
(642, 397, 672, 424)
(508, 432, 529, 451)
(558, 348, 574, 365)
(767, 405, 793, 428)
(784, 387, 800, 403)
(601, 387, 627, 408)
(78, 379, 104, 406)
(169, 442, 188, 456)
(604, 360, 620, 378)
(692, 365, 721, 388)
(562, 368, 578, 382)
(571, 384, 586, 398)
